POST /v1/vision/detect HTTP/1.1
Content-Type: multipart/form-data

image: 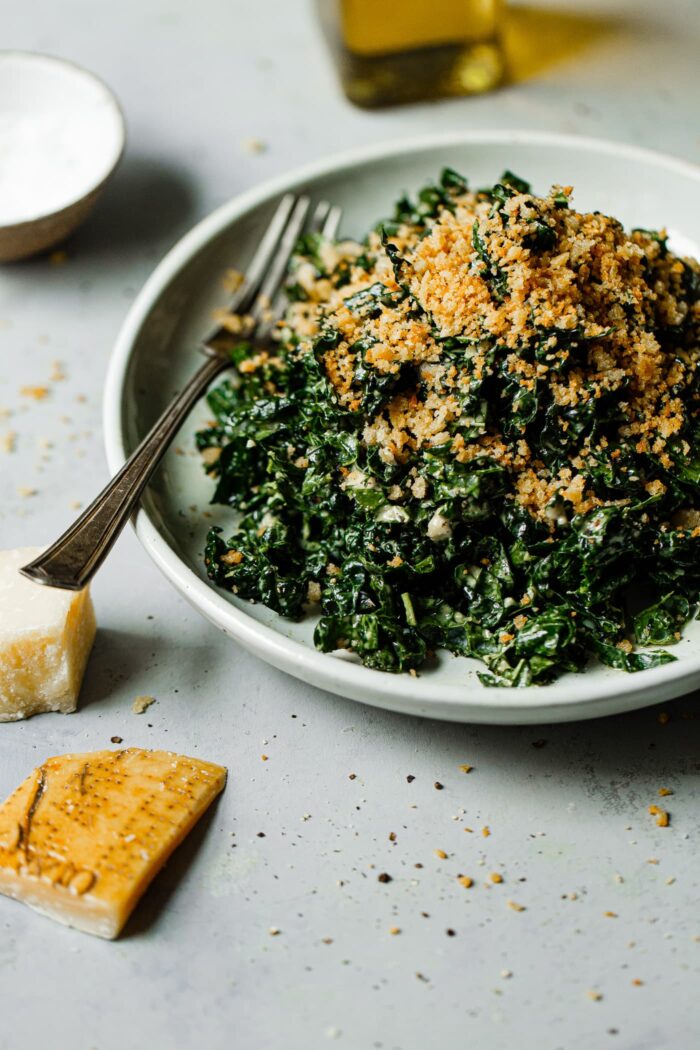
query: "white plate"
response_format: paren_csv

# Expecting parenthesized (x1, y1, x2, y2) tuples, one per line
(104, 130, 700, 724)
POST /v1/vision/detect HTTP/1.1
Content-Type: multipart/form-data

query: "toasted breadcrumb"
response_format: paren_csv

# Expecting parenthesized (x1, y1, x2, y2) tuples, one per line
(284, 183, 700, 527)
(0, 431, 16, 453)
(241, 137, 267, 155)
(648, 804, 670, 827)
(221, 549, 244, 566)
(221, 268, 245, 294)
(201, 446, 222, 466)
(20, 385, 50, 401)
(132, 695, 156, 715)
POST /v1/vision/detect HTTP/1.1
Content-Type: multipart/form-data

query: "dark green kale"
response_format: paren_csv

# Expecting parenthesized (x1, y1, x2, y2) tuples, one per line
(472, 220, 509, 302)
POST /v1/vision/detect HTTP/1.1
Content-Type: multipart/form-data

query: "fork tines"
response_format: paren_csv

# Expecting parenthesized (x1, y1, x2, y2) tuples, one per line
(204, 193, 342, 353)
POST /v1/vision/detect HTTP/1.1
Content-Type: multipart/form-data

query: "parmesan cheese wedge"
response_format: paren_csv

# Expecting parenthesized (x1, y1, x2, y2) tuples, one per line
(0, 748, 227, 939)
(0, 547, 96, 721)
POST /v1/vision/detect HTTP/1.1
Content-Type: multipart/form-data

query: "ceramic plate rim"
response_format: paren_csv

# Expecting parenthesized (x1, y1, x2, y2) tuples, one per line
(103, 129, 700, 723)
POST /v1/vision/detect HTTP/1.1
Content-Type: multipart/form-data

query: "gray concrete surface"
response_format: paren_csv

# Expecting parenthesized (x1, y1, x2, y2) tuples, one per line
(0, 2, 698, 1047)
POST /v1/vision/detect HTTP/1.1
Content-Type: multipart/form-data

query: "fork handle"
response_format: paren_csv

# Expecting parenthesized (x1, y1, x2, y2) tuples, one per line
(21, 351, 228, 591)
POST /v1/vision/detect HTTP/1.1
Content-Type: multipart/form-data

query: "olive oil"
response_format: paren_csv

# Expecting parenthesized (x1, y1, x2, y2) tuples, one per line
(338, 0, 505, 107)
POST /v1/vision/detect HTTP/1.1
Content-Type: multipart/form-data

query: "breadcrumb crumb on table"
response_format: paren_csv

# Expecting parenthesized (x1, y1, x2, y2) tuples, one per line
(0, 431, 16, 453)
(241, 137, 267, 155)
(132, 695, 156, 715)
(648, 804, 670, 827)
(20, 385, 50, 401)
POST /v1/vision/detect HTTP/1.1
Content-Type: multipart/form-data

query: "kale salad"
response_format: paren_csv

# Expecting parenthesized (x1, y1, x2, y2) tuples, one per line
(198, 170, 700, 687)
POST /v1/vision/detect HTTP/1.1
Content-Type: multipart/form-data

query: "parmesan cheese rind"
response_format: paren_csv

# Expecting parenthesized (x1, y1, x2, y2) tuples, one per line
(0, 748, 227, 938)
(0, 547, 96, 721)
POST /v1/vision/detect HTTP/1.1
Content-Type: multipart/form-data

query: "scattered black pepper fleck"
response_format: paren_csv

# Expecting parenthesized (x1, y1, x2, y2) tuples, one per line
(110, 736, 123, 744)
(257, 832, 266, 838)
(348, 773, 357, 780)
(434, 781, 444, 790)
(377, 872, 392, 883)
(406, 775, 415, 783)
(446, 929, 456, 937)
(414, 863, 423, 869)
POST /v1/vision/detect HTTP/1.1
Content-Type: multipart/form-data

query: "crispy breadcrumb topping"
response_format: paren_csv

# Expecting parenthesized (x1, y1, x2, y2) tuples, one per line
(280, 182, 699, 526)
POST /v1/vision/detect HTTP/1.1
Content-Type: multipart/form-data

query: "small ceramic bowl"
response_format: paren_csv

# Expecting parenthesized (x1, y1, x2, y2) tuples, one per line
(0, 51, 125, 263)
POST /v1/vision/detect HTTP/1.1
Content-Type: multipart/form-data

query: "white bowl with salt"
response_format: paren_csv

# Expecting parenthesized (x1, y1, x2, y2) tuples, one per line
(0, 51, 125, 262)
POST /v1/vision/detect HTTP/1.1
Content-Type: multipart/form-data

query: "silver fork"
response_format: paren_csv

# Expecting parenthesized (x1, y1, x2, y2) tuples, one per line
(21, 194, 342, 591)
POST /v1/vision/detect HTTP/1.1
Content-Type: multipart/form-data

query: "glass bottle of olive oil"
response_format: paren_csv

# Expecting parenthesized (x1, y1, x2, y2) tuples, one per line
(338, 0, 505, 107)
